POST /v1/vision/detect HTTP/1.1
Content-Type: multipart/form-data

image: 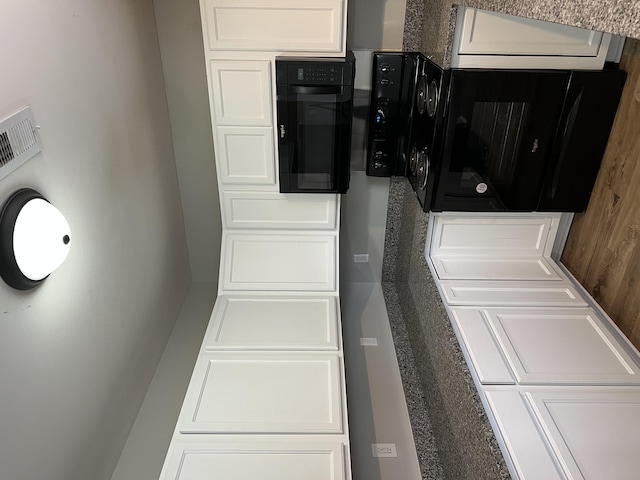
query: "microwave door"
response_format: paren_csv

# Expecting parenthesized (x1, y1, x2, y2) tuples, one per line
(279, 85, 351, 193)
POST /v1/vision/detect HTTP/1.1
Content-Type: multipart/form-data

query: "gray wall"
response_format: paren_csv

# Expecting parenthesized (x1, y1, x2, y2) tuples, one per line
(0, 1, 190, 479)
(154, 0, 222, 284)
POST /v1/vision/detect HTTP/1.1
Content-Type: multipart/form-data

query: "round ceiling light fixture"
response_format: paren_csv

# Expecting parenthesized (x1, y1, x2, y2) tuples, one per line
(0, 188, 71, 290)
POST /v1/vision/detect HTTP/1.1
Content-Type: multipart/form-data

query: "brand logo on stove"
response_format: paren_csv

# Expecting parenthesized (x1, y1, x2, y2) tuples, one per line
(531, 138, 539, 153)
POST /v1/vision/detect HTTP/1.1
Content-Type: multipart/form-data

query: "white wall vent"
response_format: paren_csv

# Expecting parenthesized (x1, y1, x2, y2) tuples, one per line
(0, 106, 42, 181)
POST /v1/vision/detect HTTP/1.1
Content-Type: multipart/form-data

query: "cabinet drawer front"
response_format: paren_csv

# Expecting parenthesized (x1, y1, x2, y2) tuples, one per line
(440, 280, 586, 306)
(202, 0, 343, 52)
(203, 295, 339, 350)
(179, 353, 343, 433)
(209, 60, 272, 126)
(216, 127, 276, 187)
(431, 256, 563, 281)
(161, 441, 347, 480)
(222, 191, 338, 229)
(220, 233, 337, 292)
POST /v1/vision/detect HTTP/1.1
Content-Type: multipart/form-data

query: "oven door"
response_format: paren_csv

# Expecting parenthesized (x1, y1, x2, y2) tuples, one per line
(278, 85, 353, 194)
(432, 70, 569, 212)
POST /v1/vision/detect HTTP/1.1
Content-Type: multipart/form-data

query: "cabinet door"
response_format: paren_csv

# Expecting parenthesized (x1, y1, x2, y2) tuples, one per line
(222, 191, 339, 229)
(452, 307, 640, 385)
(201, 0, 344, 53)
(202, 295, 340, 350)
(178, 352, 343, 434)
(220, 232, 337, 292)
(216, 127, 276, 187)
(160, 440, 347, 480)
(453, 8, 611, 69)
(525, 387, 640, 480)
(484, 387, 564, 480)
(209, 60, 272, 126)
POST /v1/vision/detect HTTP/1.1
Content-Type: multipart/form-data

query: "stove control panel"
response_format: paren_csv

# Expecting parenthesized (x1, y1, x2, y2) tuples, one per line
(367, 53, 413, 177)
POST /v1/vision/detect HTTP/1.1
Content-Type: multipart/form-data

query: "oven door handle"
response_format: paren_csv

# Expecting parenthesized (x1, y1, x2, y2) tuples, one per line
(290, 85, 342, 95)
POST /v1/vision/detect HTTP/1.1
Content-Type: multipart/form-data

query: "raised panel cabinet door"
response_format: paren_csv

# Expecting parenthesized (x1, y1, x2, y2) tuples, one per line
(480, 307, 640, 385)
(202, 295, 340, 350)
(440, 280, 587, 307)
(524, 387, 640, 480)
(160, 441, 348, 480)
(453, 8, 611, 69)
(178, 352, 343, 434)
(429, 214, 560, 258)
(209, 60, 272, 126)
(459, 8, 605, 56)
(201, 0, 344, 53)
(483, 387, 564, 480)
(220, 232, 337, 292)
(216, 127, 276, 187)
(222, 191, 339, 229)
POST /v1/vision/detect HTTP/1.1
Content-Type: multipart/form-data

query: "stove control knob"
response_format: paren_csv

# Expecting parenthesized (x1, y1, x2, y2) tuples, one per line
(380, 64, 391, 73)
(373, 161, 385, 169)
(375, 109, 386, 124)
(373, 151, 384, 160)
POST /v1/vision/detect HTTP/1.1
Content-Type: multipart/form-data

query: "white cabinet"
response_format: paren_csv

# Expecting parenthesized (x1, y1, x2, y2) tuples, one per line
(451, 307, 640, 385)
(160, 440, 348, 480)
(452, 7, 612, 69)
(221, 191, 339, 230)
(216, 127, 276, 188)
(202, 295, 340, 351)
(220, 232, 337, 293)
(178, 352, 343, 434)
(209, 60, 272, 127)
(486, 386, 640, 480)
(201, 0, 345, 53)
(428, 213, 565, 281)
(439, 280, 586, 307)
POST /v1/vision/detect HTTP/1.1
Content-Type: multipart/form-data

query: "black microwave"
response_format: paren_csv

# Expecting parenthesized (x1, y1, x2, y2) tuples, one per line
(368, 52, 626, 212)
(276, 53, 355, 194)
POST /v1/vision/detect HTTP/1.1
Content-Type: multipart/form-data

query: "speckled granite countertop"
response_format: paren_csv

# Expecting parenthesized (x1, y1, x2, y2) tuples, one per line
(381, 177, 510, 479)
(403, 0, 640, 67)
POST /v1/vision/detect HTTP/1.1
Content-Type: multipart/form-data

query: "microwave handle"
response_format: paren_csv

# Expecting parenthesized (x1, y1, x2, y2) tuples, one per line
(290, 85, 342, 95)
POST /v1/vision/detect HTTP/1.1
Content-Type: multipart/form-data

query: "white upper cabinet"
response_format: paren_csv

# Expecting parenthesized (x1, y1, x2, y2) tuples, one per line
(452, 7, 613, 69)
(160, 440, 348, 480)
(209, 60, 272, 126)
(220, 232, 337, 293)
(221, 191, 339, 230)
(202, 295, 340, 351)
(216, 127, 276, 188)
(201, 0, 345, 53)
(178, 352, 343, 434)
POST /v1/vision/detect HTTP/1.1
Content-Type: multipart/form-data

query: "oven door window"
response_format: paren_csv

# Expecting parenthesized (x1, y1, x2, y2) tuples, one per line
(439, 71, 568, 211)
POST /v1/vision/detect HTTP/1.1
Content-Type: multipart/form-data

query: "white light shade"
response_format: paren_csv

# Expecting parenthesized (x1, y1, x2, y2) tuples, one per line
(13, 198, 71, 281)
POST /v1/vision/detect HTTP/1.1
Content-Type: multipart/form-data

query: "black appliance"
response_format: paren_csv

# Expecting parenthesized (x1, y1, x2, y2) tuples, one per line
(367, 52, 626, 213)
(276, 53, 355, 194)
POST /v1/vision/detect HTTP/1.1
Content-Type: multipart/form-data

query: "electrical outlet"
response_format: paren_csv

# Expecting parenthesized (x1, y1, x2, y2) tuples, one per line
(372, 443, 397, 458)
(360, 337, 378, 346)
(353, 254, 369, 263)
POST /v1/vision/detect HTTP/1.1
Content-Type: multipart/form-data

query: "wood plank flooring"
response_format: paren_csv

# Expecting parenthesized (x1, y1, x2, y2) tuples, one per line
(562, 38, 640, 350)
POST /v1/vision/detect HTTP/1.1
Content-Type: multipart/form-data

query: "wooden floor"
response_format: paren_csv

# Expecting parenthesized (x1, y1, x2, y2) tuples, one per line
(562, 38, 640, 351)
